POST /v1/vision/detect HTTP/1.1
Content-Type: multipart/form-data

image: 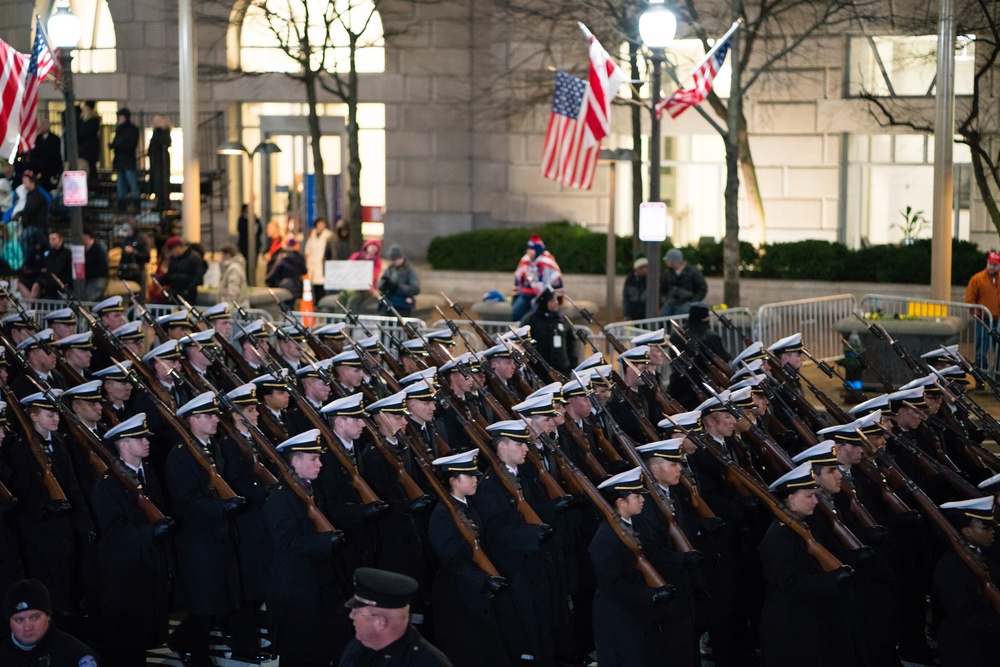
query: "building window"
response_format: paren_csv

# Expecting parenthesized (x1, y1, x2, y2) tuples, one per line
(847, 35, 975, 97)
(239, 0, 384, 74)
(35, 0, 117, 73)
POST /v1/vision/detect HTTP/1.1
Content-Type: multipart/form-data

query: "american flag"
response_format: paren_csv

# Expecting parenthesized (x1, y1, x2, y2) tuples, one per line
(541, 36, 625, 190)
(19, 19, 56, 153)
(0, 20, 55, 159)
(656, 22, 738, 120)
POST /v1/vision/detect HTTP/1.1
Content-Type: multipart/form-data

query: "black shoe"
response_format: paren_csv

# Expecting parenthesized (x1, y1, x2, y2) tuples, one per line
(229, 650, 273, 663)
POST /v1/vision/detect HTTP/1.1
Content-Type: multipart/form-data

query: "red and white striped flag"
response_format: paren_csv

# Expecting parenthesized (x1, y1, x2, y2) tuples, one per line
(541, 34, 626, 190)
(1, 20, 56, 159)
(656, 22, 738, 120)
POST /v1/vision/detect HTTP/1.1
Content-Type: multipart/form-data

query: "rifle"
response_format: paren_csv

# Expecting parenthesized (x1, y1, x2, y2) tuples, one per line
(113, 360, 240, 501)
(800, 346, 867, 405)
(668, 321, 730, 390)
(362, 414, 431, 506)
(545, 435, 673, 590)
(887, 414, 979, 499)
(124, 280, 172, 342)
(865, 432, 1000, 613)
(792, 358, 853, 425)
(412, 452, 504, 578)
(843, 335, 896, 393)
(711, 309, 754, 348)
(440, 292, 498, 348)
(0, 381, 70, 515)
(753, 374, 820, 448)
(660, 338, 710, 404)
(564, 294, 627, 354)
(852, 314, 926, 379)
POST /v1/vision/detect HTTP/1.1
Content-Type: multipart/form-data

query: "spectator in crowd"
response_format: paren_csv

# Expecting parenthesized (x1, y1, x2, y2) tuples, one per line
(16, 232, 45, 299)
(377, 244, 420, 316)
(660, 248, 707, 317)
(218, 244, 249, 309)
(523, 286, 576, 375)
(116, 216, 151, 294)
(349, 238, 382, 289)
(266, 237, 307, 303)
(330, 218, 352, 260)
(28, 119, 62, 192)
(264, 221, 285, 270)
(160, 236, 206, 304)
(237, 204, 252, 267)
(40, 230, 72, 299)
(965, 249, 1000, 385)
(0, 580, 100, 665)
(623, 255, 648, 320)
(147, 115, 172, 212)
(109, 107, 141, 212)
(83, 228, 109, 301)
(77, 100, 100, 190)
(0, 162, 13, 218)
(306, 217, 333, 299)
(512, 233, 563, 322)
(13, 170, 49, 258)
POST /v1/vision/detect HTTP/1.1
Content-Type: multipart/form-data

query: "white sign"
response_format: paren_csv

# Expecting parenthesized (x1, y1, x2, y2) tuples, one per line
(638, 202, 669, 242)
(325, 260, 374, 291)
(62, 171, 89, 207)
(71, 244, 85, 279)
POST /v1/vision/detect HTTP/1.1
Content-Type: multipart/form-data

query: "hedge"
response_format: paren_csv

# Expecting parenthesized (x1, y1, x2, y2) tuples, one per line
(427, 223, 987, 285)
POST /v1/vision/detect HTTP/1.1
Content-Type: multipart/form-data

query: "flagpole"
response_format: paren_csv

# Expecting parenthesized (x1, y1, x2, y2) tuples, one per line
(672, 21, 740, 89)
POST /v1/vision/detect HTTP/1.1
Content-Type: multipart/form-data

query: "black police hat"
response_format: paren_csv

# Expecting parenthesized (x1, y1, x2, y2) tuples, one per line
(345, 567, 419, 610)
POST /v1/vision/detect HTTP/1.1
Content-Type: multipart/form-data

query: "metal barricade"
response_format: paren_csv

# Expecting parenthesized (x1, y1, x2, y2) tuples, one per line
(859, 294, 991, 375)
(602, 308, 756, 360)
(292, 311, 426, 350)
(757, 294, 858, 361)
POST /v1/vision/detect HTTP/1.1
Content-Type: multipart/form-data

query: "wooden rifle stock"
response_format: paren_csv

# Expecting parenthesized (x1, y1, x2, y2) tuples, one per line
(837, 474, 880, 530)
(703, 439, 844, 572)
(363, 420, 428, 502)
(525, 442, 571, 500)
(560, 418, 608, 481)
(413, 455, 501, 576)
(587, 416, 626, 465)
(2, 384, 70, 509)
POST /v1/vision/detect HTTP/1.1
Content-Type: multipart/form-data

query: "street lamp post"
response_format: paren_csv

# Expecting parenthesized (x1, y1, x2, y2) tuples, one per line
(47, 1, 84, 297)
(639, 0, 676, 319)
(218, 140, 281, 285)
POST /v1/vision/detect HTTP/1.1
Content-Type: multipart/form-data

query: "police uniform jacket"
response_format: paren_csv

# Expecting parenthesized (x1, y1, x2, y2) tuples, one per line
(0, 627, 99, 667)
(338, 625, 454, 667)
(90, 462, 171, 651)
(265, 480, 353, 663)
(164, 440, 241, 617)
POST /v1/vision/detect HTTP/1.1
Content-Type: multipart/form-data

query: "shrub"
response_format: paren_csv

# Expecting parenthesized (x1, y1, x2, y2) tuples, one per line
(426, 223, 985, 284)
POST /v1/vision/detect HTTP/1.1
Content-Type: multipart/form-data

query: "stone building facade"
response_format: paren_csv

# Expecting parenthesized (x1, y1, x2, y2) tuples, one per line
(3, 0, 997, 256)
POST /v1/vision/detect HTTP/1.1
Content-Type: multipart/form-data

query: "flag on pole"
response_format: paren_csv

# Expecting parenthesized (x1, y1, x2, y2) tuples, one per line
(541, 35, 626, 190)
(19, 18, 56, 153)
(656, 22, 739, 119)
(0, 42, 29, 160)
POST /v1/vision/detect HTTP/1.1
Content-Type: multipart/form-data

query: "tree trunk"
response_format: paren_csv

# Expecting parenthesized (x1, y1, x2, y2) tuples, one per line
(346, 35, 364, 251)
(304, 73, 328, 232)
(630, 41, 644, 258)
(969, 145, 1000, 238)
(738, 112, 766, 246)
(723, 13, 742, 307)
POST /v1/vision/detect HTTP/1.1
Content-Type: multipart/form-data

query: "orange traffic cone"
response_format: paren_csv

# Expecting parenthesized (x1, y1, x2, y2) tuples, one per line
(301, 275, 315, 327)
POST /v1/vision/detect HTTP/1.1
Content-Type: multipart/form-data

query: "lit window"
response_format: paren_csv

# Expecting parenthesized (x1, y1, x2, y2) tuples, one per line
(847, 35, 975, 97)
(36, 0, 117, 73)
(240, 0, 384, 74)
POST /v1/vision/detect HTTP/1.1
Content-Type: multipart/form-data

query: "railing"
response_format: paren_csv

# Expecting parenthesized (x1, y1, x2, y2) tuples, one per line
(292, 311, 427, 351)
(757, 294, 859, 361)
(602, 308, 756, 360)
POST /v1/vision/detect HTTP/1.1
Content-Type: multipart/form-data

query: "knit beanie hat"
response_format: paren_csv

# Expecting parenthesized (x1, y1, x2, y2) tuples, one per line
(528, 234, 545, 255)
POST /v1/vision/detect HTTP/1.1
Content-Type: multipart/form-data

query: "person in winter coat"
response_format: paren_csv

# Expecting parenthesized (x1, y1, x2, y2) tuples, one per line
(376, 244, 420, 316)
(266, 237, 307, 303)
(218, 245, 249, 309)
(77, 100, 101, 189)
(660, 248, 707, 317)
(305, 218, 333, 299)
(623, 256, 648, 320)
(160, 236, 206, 304)
(349, 238, 382, 289)
(110, 107, 141, 212)
(512, 234, 563, 322)
(147, 115, 172, 212)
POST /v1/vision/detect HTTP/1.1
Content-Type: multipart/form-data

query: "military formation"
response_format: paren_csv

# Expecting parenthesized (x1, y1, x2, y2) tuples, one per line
(0, 282, 998, 667)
